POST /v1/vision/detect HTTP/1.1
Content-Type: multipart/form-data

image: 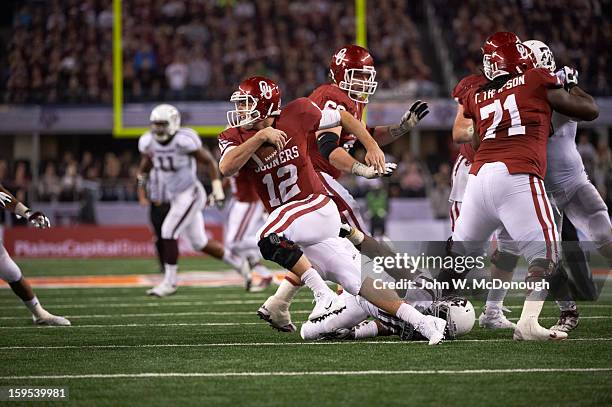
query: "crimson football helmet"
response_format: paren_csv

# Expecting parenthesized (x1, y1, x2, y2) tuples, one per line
(227, 76, 281, 128)
(329, 45, 378, 104)
(488, 42, 534, 79)
(482, 32, 521, 80)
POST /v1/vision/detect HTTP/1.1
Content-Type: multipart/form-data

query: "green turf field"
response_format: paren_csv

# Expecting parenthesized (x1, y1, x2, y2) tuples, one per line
(0, 258, 611, 406)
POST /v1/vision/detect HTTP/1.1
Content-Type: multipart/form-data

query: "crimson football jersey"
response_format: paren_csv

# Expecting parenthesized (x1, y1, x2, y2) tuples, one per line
(218, 98, 328, 213)
(463, 68, 562, 179)
(452, 74, 487, 163)
(230, 173, 259, 203)
(308, 84, 365, 179)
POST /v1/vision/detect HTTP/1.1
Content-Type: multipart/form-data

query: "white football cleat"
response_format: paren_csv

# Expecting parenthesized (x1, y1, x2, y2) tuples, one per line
(33, 314, 71, 326)
(415, 315, 447, 345)
(308, 291, 346, 322)
(513, 317, 568, 341)
(257, 296, 296, 332)
(146, 282, 177, 297)
(478, 310, 517, 330)
(550, 310, 580, 333)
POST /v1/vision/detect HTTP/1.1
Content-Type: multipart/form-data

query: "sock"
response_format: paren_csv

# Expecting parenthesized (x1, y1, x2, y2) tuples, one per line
(396, 302, 425, 326)
(485, 287, 508, 314)
(300, 268, 332, 298)
(24, 296, 48, 319)
(557, 300, 577, 312)
(519, 300, 544, 321)
(163, 264, 178, 286)
(354, 320, 379, 339)
(275, 278, 301, 302)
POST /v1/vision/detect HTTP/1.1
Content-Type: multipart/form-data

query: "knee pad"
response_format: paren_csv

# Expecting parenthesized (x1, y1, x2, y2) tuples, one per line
(258, 233, 303, 270)
(490, 249, 519, 273)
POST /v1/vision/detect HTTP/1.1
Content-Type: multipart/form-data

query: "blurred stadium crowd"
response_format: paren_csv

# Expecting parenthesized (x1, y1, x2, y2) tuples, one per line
(0, 0, 611, 220)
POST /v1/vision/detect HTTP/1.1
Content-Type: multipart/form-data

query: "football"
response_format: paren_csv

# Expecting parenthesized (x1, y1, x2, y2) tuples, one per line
(249, 142, 279, 168)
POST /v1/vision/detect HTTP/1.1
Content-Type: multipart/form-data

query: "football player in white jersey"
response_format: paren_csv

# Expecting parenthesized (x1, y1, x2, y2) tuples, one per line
(522, 40, 610, 331)
(0, 184, 70, 326)
(137, 104, 249, 297)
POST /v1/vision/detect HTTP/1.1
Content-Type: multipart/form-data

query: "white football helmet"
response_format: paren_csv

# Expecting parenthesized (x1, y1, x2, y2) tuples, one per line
(523, 40, 556, 72)
(428, 296, 475, 339)
(150, 104, 180, 142)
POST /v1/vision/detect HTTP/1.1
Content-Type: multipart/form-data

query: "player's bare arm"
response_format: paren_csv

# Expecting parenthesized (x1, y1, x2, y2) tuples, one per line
(192, 147, 225, 205)
(370, 100, 430, 147)
(338, 110, 385, 173)
(547, 86, 599, 121)
(219, 127, 286, 177)
(136, 154, 153, 205)
(452, 103, 474, 144)
(0, 183, 50, 228)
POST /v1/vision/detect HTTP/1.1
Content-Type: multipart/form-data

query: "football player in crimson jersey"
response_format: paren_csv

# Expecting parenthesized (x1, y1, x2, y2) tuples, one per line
(453, 42, 598, 341)
(219, 76, 447, 344)
(449, 32, 522, 331)
(309, 44, 429, 233)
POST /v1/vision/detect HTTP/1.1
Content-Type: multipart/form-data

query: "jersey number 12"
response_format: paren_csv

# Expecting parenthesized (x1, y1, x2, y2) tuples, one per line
(262, 164, 301, 207)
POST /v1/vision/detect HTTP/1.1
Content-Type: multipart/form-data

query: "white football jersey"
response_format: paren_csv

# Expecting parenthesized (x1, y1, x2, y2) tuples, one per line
(544, 112, 589, 196)
(138, 128, 202, 199)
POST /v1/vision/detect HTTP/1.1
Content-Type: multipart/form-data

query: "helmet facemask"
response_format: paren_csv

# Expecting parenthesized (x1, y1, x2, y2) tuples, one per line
(151, 121, 173, 143)
(339, 66, 378, 103)
(483, 54, 494, 80)
(227, 92, 261, 128)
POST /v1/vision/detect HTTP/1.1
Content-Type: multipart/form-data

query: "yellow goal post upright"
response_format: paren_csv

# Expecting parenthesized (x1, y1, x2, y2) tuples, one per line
(112, 0, 367, 137)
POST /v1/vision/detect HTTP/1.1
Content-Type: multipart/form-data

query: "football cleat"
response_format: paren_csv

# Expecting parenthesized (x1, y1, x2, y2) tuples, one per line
(513, 317, 568, 341)
(308, 291, 346, 322)
(146, 282, 177, 297)
(33, 314, 71, 326)
(257, 296, 296, 332)
(478, 309, 516, 330)
(238, 260, 253, 292)
(550, 310, 579, 333)
(415, 315, 447, 345)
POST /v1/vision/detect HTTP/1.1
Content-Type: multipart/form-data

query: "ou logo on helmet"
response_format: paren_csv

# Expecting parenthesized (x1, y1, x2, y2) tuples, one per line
(335, 48, 348, 65)
(516, 43, 530, 60)
(259, 81, 273, 100)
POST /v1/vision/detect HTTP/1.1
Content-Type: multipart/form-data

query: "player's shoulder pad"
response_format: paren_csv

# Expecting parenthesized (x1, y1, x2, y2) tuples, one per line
(138, 131, 153, 153)
(176, 127, 202, 149)
(309, 84, 352, 109)
(452, 73, 486, 100)
(527, 68, 563, 89)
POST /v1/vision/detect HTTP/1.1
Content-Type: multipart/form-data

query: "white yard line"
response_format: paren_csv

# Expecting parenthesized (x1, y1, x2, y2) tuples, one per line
(0, 322, 264, 330)
(0, 313, 610, 321)
(0, 298, 312, 310)
(1, 300, 611, 311)
(1, 337, 611, 350)
(0, 293, 270, 304)
(1, 367, 611, 380)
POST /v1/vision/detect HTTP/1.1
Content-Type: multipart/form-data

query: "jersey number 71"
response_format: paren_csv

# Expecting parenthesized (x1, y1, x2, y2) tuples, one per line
(479, 94, 525, 140)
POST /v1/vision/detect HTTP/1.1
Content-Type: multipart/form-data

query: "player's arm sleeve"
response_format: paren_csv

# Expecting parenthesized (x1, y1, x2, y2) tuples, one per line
(217, 131, 240, 167)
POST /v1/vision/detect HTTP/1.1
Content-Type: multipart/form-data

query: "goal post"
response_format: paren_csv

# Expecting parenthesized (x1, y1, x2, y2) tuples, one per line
(112, 0, 366, 137)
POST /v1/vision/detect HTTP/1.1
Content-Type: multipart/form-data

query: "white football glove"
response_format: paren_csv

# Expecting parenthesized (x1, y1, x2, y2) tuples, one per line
(25, 210, 51, 229)
(207, 179, 226, 208)
(390, 100, 430, 139)
(352, 162, 398, 179)
(0, 192, 12, 208)
(556, 66, 579, 91)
